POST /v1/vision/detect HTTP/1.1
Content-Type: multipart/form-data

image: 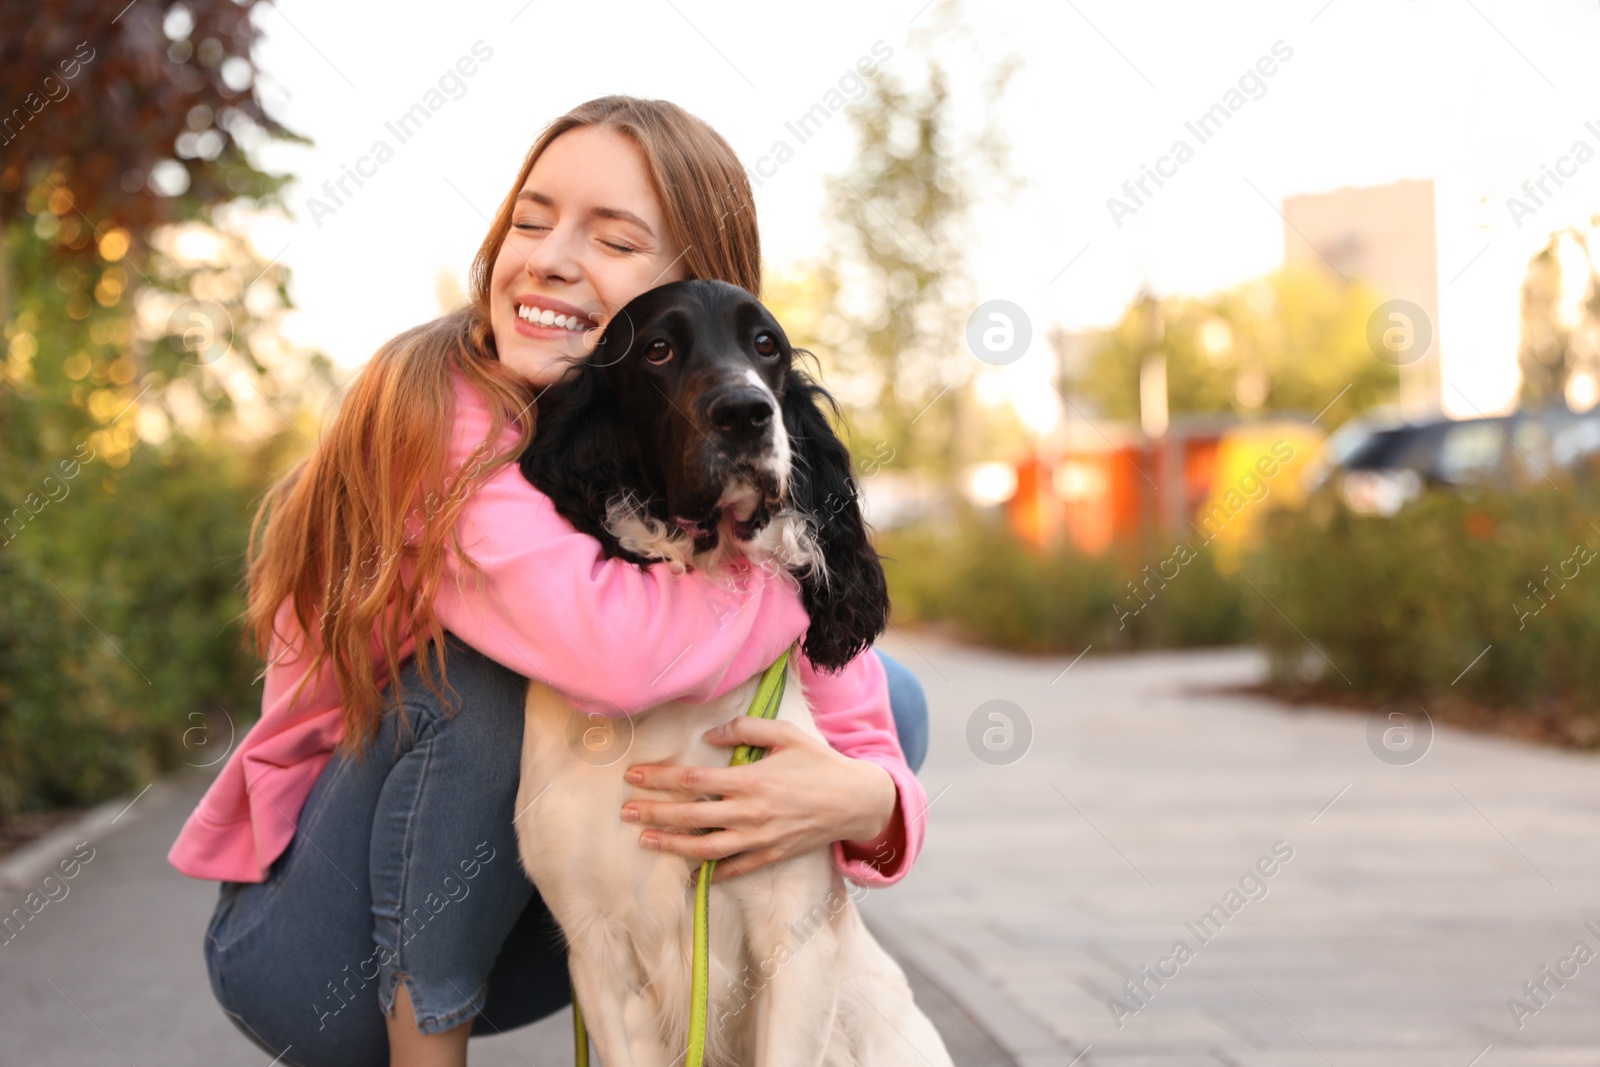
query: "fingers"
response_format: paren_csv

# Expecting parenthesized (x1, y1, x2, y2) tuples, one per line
(642, 827, 751, 863)
(624, 797, 741, 833)
(643, 823, 792, 870)
(625, 761, 743, 795)
(623, 719, 810, 794)
(702, 715, 803, 750)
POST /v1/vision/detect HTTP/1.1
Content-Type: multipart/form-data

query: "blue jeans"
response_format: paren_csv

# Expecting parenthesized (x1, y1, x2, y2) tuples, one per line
(203, 633, 928, 1066)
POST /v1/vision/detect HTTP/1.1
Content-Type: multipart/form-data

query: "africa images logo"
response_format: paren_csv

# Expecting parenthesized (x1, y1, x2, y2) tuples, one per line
(1106, 40, 1294, 229)
(303, 41, 494, 228)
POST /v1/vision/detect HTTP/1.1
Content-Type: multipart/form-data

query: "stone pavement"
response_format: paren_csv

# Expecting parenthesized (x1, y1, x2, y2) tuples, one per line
(5, 638, 1599, 1065)
(0, 649, 1005, 1065)
(861, 633, 1600, 1066)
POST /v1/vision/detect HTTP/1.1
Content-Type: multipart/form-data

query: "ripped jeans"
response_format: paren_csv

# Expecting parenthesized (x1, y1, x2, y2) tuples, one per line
(202, 633, 930, 1066)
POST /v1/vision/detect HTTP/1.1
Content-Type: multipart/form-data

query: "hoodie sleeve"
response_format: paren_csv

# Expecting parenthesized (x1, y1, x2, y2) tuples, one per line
(799, 650, 927, 887)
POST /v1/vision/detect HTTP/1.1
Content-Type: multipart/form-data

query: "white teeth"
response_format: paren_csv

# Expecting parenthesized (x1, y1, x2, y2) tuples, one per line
(517, 304, 589, 331)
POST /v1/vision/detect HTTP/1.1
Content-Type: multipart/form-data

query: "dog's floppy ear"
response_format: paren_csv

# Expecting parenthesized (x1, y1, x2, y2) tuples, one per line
(518, 368, 654, 564)
(779, 363, 890, 672)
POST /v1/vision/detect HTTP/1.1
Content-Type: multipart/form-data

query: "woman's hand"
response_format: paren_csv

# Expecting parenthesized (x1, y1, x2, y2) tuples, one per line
(621, 716, 900, 884)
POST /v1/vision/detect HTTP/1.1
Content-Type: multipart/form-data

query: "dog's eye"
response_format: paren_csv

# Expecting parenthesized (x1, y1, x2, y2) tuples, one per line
(645, 340, 673, 365)
(754, 332, 778, 358)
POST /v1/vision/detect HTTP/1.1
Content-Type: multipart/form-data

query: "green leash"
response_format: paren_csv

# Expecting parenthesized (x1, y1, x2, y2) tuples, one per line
(571, 978, 589, 1067)
(571, 647, 792, 1067)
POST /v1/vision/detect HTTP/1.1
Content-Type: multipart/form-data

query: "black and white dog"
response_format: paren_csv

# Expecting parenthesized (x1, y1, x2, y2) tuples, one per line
(512, 280, 951, 1066)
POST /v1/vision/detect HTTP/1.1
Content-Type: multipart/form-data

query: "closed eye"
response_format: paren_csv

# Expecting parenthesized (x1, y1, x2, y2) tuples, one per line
(512, 222, 637, 255)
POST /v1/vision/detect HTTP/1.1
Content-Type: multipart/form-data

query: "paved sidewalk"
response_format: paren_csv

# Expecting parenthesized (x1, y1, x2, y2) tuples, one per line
(0, 764, 581, 1065)
(0, 654, 1004, 1065)
(7, 639, 1600, 1065)
(862, 634, 1600, 1066)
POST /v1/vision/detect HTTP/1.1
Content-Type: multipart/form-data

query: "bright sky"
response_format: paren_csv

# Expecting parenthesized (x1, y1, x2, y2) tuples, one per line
(239, 0, 1600, 431)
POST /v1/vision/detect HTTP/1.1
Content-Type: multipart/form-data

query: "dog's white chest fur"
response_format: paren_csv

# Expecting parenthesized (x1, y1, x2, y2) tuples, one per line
(512, 666, 952, 1066)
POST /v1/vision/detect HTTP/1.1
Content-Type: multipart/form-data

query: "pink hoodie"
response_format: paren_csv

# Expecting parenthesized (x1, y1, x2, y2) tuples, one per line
(166, 367, 926, 888)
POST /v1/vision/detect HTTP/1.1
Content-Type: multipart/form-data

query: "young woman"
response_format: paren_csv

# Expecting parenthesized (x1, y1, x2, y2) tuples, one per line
(169, 95, 931, 1067)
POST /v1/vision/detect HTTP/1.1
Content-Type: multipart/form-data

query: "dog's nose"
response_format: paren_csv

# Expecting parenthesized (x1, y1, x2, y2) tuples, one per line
(706, 388, 774, 440)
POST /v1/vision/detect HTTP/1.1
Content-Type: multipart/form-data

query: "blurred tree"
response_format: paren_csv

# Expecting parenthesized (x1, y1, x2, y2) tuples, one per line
(1082, 266, 1395, 421)
(0, 0, 331, 821)
(1517, 225, 1600, 408)
(772, 0, 1019, 481)
(1, 0, 325, 452)
(0, 0, 295, 261)
(1518, 236, 1569, 406)
(1569, 230, 1600, 407)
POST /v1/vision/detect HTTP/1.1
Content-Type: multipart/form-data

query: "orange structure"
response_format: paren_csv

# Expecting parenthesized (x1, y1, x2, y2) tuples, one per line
(1002, 418, 1323, 562)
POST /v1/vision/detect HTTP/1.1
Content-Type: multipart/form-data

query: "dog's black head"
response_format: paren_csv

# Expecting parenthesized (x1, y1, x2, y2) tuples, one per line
(518, 279, 888, 671)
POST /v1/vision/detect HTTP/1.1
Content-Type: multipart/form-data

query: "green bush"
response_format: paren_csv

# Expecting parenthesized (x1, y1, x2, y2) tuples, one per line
(1245, 486, 1600, 706)
(0, 432, 271, 822)
(0, 549, 144, 816)
(878, 513, 1249, 653)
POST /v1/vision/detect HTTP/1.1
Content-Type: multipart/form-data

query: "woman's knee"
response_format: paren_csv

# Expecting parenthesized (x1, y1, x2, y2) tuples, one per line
(205, 903, 390, 1067)
(387, 632, 530, 768)
(873, 648, 929, 773)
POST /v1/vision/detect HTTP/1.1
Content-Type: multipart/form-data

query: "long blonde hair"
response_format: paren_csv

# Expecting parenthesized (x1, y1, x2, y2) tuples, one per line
(244, 95, 764, 757)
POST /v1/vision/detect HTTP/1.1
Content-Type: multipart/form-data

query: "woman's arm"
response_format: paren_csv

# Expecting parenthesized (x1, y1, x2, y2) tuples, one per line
(437, 375, 927, 884)
(621, 648, 928, 888)
(429, 374, 809, 716)
(799, 650, 925, 886)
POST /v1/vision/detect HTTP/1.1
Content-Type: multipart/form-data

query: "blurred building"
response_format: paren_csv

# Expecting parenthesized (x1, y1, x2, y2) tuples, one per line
(998, 416, 1322, 568)
(974, 184, 1434, 556)
(1282, 178, 1442, 418)
(957, 326, 1324, 560)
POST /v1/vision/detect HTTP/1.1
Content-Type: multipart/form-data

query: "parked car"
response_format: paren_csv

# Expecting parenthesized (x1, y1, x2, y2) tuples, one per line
(1316, 407, 1600, 515)
(1300, 406, 1403, 496)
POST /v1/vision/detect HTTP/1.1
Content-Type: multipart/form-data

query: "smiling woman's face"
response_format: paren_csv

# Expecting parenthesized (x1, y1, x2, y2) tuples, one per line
(489, 125, 689, 386)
